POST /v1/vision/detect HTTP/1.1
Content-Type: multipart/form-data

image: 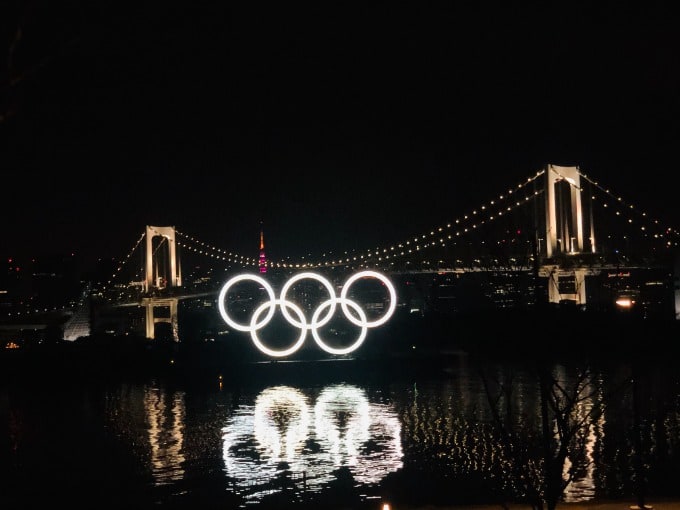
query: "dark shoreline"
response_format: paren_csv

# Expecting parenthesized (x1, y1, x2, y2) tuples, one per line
(1, 307, 676, 387)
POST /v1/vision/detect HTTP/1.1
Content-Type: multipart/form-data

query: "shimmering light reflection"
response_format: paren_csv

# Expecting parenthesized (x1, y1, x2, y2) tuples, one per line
(314, 386, 370, 466)
(221, 384, 403, 502)
(253, 386, 311, 466)
(144, 387, 186, 485)
(562, 382, 604, 502)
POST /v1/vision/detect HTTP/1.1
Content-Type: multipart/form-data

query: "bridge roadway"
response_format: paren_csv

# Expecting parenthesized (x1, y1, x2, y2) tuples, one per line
(113, 291, 215, 308)
(0, 259, 667, 344)
(105, 260, 662, 309)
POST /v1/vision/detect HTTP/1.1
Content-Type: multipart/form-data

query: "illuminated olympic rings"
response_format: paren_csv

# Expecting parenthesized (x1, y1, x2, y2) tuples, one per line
(217, 271, 397, 357)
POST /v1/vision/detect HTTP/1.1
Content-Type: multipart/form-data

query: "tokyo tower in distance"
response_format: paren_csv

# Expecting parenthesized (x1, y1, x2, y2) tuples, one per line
(258, 224, 267, 274)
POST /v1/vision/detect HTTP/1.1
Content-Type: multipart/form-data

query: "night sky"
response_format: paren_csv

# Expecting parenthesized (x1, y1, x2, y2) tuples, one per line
(2, 3, 679, 270)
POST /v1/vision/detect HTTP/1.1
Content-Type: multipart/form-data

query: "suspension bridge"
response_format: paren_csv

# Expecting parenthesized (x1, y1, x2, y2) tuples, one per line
(8, 164, 679, 343)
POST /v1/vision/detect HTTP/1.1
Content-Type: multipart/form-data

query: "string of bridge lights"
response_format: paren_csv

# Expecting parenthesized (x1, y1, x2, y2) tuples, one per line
(175, 170, 547, 270)
(175, 231, 259, 268)
(4, 233, 146, 317)
(98, 231, 146, 292)
(576, 170, 680, 248)
(102, 166, 679, 288)
(12, 166, 676, 322)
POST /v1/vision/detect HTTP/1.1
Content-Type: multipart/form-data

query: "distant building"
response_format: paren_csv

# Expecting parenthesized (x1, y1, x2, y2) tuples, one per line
(258, 227, 267, 274)
(62, 283, 92, 341)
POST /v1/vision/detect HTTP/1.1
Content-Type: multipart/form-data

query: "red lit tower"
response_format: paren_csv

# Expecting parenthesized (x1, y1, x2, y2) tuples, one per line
(258, 225, 267, 273)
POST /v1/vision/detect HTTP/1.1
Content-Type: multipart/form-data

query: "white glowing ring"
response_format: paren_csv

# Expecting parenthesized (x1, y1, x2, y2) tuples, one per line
(218, 274, 276, 331)
(340, 270, 397, 327)
(217, 270, 397, 357)
(311, 297, 368, 355)
(279, 272, 337, 329)
(250, 299, 307, 357)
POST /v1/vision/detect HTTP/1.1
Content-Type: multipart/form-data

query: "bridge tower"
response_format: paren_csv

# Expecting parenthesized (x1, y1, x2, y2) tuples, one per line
(544, 164, 595, 257)
(143, 225, 182, 341)
(541, 164, 596, 306)
(144, 225, 182, 292)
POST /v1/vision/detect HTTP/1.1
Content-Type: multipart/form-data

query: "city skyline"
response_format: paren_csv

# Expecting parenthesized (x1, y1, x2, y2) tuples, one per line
(2, 3, 679, 270)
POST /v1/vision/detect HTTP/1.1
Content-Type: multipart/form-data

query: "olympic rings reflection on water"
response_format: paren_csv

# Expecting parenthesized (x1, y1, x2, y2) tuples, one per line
(217, 270, 397, 357)
(252, 387, 311, 464)
(221, 384, 403, 501)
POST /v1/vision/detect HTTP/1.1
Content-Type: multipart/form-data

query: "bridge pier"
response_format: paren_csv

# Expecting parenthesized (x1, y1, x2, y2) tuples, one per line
(142, 297, 179, 341)
(543, 267, 588, 306)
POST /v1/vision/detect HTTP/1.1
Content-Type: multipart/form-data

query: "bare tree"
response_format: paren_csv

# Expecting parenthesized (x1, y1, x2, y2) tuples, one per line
(478, 361, 630, 510)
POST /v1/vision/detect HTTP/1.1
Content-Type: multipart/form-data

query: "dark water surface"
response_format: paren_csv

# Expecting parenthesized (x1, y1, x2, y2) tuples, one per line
(1, 351, 679, 509)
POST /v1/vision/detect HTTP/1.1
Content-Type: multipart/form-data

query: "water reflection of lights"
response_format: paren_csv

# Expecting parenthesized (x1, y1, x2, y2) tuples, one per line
(144, 387, 186, 485)
(314, 385, 371, 466)
(314, 385, 403, 485)
(253, 386, 311, 467)
(562, 381, 604, 502)
(221, 384, 403, 501)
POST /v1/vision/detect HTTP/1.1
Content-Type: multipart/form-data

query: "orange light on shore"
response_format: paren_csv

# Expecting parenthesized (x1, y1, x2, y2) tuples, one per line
(615, 297, 634, 308)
